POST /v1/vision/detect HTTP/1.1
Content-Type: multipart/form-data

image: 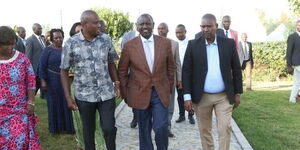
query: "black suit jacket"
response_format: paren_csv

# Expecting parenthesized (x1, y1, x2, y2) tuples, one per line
(286, 32, 300, 66)
(26, 34, 45, 75)
(239, 41, 254, 69)
(14, 37, 26, 53)
(194, 29, 226, 39)
(182, 36, 243, 104)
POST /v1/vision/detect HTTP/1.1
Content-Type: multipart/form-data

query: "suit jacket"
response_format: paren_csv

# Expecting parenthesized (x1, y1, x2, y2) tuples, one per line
(118, 35, 175, 109)
(14, 36, 26, 53)
(239, 41, 254, 68)
(26, 34, 45, 75)
(169, 39, 181, 84)
(286, 32, 300, 66)
(194, 29, 225, 39)
(182, 36, 243, 104)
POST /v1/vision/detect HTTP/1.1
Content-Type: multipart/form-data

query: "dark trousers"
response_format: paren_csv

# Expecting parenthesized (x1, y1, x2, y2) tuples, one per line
(134, 88, 168, 150)
(75, 98, 117, 150)
(176, 88, 194, 117)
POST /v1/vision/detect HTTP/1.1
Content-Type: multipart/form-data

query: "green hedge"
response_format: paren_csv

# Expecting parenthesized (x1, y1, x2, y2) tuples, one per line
(252, 41, 292, 81)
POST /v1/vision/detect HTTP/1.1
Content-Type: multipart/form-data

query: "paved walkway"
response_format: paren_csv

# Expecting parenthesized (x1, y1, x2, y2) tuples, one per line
(115, 100, 250, 150)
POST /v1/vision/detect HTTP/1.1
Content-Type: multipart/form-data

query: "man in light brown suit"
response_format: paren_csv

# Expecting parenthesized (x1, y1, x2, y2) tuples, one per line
(157, 22, 182, 138)
(118, 14, 175, 150)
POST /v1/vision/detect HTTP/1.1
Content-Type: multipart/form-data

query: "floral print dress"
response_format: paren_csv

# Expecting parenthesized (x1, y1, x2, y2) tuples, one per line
(0, 51, 42, 150)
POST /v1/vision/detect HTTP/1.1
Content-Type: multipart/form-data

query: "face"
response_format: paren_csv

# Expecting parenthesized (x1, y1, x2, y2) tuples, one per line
(75, 25, 82, 33)
(241, 34, 247, 42)
(201, 18, 216, 40)
(136, 15, 154, 39)
(157, 24, 168, 37)
(222, 17, 231, 30)
(82, 14, 101, 36)
(296, 22, 300, 32)
(176, 27, 186, 41)
(45, 32, 51, 41)
(18, 28, 26, 39)
(0, 40, 16, 57)
(52, 32, 63, 47)
(34, 25, 43, 36)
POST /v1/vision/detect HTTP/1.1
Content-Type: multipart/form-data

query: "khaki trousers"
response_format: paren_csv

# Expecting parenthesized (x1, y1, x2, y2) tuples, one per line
(193, 92, 233, 150)
(244, 61, 252, 90)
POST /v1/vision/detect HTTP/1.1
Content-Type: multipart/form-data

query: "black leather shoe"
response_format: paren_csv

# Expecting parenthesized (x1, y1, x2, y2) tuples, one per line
(188, 116, 195, 124)
(175, 116, 185, 123)
(168, 130, 175, 138)
(130, 118, 137, 128)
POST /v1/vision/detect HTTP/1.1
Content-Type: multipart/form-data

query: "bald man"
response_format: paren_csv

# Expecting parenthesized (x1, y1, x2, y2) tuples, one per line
(61, 10, 119, 150)
(14, 26, 26, 53)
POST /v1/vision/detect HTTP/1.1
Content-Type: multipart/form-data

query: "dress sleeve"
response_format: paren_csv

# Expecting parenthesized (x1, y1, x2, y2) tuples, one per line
(39, 47, 49, 80)
(24, 55, 36, 90)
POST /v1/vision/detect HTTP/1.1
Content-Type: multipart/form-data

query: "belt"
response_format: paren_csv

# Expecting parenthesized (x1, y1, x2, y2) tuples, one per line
(47, 69, 60, 75)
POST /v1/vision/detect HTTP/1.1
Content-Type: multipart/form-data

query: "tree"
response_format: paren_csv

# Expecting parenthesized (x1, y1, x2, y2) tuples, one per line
(92, 7, 133, 42)
(288, 0, 300, 17)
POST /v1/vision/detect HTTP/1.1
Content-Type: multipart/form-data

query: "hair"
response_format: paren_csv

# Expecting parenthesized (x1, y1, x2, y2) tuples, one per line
(80, 10, 98, 24)
(176, 24, 186, 29)
(16, 26, 25, 33)
(32, 23, 41, 31)
(49, 28, 64, 42)
(69, 22, 81, 37)
(202, 13, 217, 24)
(136, 13, 154, 24)
(222, 15, 231, 21)
(296, 20, 300, 24)
(158, 22, 168, 29)
(0, 26, 18, 46)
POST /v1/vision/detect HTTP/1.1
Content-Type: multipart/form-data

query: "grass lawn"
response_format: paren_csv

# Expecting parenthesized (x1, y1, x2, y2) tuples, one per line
(233, 83, 300, 150)
(35, 97, 122, 150)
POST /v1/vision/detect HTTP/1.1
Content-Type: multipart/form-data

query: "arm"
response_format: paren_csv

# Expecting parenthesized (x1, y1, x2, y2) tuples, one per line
(39, 48, 49, 92)
(286, 34, 294, 73)
(167, 41, 175, 91)
(249, 42, 254, 68)
(231, 40, 243, 107)
(117, 44, 130, 99)
(24, 57, 36, 115)
(174, 42, 182, 88)
(25, 37, 33, 61)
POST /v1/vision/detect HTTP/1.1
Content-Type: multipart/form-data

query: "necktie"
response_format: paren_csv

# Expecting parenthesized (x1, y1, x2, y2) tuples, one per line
(225, 30, 228, 38)
(144, 40, 153, 72)
(39, 36, 45, 48)
(243, 42, 249, 60)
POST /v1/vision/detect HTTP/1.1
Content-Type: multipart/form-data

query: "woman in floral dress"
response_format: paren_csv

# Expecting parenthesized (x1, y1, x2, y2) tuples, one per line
(0, 26, 42, 150)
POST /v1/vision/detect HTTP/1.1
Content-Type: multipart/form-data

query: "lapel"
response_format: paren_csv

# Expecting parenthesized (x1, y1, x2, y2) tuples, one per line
(152, 35, 161, 73)
(136, 36, 152, 74)
(217, 37, 224, 69)
(32, 35, 43, 49)
(196, 37, 208, 71)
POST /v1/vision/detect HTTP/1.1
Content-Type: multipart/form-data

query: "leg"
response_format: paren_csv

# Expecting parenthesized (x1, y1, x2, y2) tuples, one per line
(75, 99, 97, 150)
(176, 88, 186, 123)
(167, 86, 175, 137)
(135, 106, 154, 150)
(193, 94, 214, 150)
(151, 88, 169, 150)
(214, 93, 233, 150)
(98, 98, 116, 150)
(290, 66, 300, 102)
(245, 62, 252, 90)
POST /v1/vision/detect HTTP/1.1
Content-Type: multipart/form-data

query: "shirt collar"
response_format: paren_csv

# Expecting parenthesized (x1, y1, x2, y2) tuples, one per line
(205, 35, 217, 46)
(34, 33, 41, 39)
(78, 30, 101, 41)
(140, 34, 154, 43)
(297, 31, 300, 36)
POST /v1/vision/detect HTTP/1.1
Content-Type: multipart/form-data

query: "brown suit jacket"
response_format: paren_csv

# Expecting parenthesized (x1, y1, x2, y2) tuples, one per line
(169, 39, 181, 84)
(118, 35, 175, 109)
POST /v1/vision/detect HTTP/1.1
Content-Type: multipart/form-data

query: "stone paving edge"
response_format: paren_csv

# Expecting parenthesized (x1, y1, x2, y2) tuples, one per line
(231, 118, 254, 150)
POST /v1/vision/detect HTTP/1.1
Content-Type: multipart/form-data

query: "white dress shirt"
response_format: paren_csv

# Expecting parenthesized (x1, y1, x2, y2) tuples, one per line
(140, 35, 155, 71)
(178, 37, 189, 66)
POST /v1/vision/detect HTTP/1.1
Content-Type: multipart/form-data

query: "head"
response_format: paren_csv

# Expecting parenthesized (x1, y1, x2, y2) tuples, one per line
(80, 10, 101, 37)
(136, 14, 154, 39)
(45, 31, 51, 42)
(201, 14, 217, 41)
(157, 23, 169, 37)
(100, 20, 107, 33)
(241, 33, 248, 42)
(175, 24, 187, 41)
(17, 26, 26, 39)
(222, 15, 231, 30)
(32, 23, 43, 36)
(50, 29, 64, 48)
(0, 26, 18, 56)
(69, 22, 82, 37)
(296, 20, 300, 32)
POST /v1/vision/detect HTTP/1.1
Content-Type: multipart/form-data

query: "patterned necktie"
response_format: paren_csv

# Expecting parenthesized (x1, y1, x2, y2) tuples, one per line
(39, 36, 45, 48)
(144, 40, 153, 73)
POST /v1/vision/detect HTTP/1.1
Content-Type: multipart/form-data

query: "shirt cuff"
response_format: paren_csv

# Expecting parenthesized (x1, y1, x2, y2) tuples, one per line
(184, 94, 191, 101)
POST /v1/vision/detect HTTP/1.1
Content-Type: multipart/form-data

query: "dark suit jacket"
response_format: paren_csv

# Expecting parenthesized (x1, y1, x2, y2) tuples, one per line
(286, 32, 300, 66)
(194, 29, 226, 39)
(118, 35, 175, 109)
(26, 34, 45, 75)
(14, 37, 26, 53)
(239, 41, 254, 69)
(182, 36, 243, 104)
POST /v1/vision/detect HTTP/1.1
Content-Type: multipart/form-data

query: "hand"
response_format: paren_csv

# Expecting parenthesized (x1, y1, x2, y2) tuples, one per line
(114, 86, 120, 98)
(184, 100, 194, 113)
(287, 66, 293, 74)
(41, 80, 47, 92)
(177, 81, 182, 89)
(27, 103, 35, 115)
(234, 94, 241, 109)
(251, 64, 254, 69)
(66, 97, 78, 111)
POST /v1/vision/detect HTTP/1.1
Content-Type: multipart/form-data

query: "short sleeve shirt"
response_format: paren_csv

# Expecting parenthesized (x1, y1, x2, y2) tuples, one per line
(61, 31, 119, 102)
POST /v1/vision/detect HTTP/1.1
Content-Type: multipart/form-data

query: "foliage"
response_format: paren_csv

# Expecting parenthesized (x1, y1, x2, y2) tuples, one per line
(288, 0, 300, 17)
(92, 7, 133, 42)
(252, 41, 293, 81)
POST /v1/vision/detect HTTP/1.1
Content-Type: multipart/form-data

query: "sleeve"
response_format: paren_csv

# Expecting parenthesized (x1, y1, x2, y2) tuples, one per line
(117, 43, 130, 99)
(182, 41, 193, 95)
(286, 34, 294, 66)
(249, 42, 254, 65)
(25, 37, 33, 62)
(231, 40, 243, 94)
(108, 38, 119, 63)
(39, 48, 49, 80)
(60, 39, 74, 69)
(24, 55, 36, 90)
(167, 40, 175, 90)
(174, 42, 182, 82)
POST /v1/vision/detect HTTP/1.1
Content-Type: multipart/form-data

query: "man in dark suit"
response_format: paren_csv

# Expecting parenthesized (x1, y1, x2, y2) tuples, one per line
(26, 23, 46, 94)
(14, 26, 26, 53)
(118, 14, 175, 150)
(194, 23, 225, 39)
(286, 20, 300, 103)
(182, 14, 243, 150)
(239, 33, 254, 91)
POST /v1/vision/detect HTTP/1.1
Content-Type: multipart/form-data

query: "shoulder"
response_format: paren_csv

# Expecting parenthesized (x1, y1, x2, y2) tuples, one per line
(154, 35, 171, 44)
